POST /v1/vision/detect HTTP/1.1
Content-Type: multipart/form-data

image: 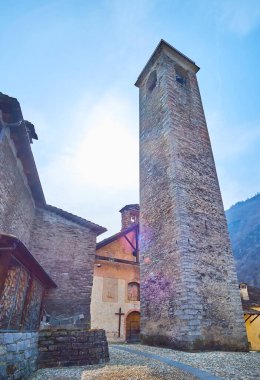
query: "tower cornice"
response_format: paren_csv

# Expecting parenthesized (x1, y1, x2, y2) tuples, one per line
(135, 39, 200, 88)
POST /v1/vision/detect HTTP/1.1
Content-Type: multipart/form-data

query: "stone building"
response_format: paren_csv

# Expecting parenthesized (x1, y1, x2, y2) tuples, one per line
(0, 232, 56, 379)
(136, 40, 248, 350)
(91, 205, 140, 342)
(0, 91, 106, 327)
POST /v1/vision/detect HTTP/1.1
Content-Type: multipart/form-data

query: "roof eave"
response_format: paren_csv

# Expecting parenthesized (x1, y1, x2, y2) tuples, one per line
(44, 205, 107, 236)
(96, 224, 138, 250)
(0, 92, 46, 205)
(119, 204, 140, 213)
(0, 232, 56, 289)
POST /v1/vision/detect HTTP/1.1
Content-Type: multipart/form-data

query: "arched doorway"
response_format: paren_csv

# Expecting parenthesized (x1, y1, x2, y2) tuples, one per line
(126, 311, 140, 342)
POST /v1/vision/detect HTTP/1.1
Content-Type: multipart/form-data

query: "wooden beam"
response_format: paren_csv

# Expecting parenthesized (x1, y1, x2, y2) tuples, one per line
(250, 314, 260, 324)
(95, 255, 138, 266)
(38, 289, 46, 329)
(135, 225, 139, 264)
(124, 234, 136, 251)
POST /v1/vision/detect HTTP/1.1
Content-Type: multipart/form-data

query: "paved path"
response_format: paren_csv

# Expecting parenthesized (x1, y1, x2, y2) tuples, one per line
(29, 343, 260, 380)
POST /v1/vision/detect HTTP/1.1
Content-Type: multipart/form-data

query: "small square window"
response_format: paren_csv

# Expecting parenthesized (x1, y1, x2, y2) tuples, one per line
(175, 65, 188, 87)
(146, 70, 157, 92)
(0, 124, 4, 142)
(176, 74, 186, 86)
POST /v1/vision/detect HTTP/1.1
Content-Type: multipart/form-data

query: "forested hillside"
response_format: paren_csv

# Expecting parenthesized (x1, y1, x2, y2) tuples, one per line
(226, 194, 260, 287)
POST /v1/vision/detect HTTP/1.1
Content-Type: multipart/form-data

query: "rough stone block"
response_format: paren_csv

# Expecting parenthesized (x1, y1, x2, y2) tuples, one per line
(0, 365, 7, 379)
(6, 343, 17, 352)
(0, 345, 6, 356)
(3, 333, 14, 344)
(12, 333, 23, 342)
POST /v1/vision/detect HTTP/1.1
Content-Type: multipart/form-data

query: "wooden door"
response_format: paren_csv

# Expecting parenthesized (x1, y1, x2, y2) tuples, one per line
(126, 311, 140, 342)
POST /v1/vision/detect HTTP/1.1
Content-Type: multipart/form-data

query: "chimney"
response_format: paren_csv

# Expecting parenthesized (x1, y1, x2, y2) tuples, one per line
(119, 204, 139, 231)
(239, 283, 249, 301)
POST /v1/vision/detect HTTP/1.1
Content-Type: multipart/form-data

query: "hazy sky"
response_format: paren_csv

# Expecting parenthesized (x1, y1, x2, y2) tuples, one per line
(1, 0, 260, 238)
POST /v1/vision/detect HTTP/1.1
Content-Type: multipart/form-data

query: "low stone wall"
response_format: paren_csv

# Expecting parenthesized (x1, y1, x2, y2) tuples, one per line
(38, 328, 109, 368)
(0, 332, 38, 379)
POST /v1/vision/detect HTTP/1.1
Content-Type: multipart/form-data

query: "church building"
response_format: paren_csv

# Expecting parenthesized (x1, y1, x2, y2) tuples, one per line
(91, 205, 140, 342)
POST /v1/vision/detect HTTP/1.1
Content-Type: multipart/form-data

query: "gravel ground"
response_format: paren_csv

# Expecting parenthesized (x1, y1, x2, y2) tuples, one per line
(29, 346, 197, 380)
(129, 344, 260, 380)
(28, 344, 260, 380)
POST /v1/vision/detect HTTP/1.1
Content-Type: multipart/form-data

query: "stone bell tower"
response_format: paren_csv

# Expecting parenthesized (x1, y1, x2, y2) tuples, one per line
(136, 40, 248, 350)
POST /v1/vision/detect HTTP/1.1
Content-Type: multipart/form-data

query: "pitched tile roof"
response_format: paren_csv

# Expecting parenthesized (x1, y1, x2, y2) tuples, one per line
(45, 205, 106, 236)
(241, 285, 260, 308)
(96, 224, 138, 249)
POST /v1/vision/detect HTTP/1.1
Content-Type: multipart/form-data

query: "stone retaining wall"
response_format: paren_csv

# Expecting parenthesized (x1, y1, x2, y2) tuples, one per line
(38, 329, 109, 368)
(0, 332, 38, 379)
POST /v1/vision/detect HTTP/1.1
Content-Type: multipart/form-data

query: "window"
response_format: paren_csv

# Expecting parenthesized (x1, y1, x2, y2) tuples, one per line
(128, 282, 140, 301)
(176, 74, 186, 86)
(175, 65, 188, 87)
(0, 110, 4, 142)
(0, 125, 3, 142)
(146, 70, 157, 92)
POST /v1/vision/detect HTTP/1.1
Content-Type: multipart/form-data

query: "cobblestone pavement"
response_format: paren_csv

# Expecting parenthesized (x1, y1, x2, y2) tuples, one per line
(29, 344, 260, 380)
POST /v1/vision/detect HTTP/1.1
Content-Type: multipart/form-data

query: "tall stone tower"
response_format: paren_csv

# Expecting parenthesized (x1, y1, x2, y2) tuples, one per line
(136, 40, 248, 350)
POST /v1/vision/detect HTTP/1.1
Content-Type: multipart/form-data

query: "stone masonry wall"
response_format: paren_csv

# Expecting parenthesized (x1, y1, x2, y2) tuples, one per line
(29, 208, 97, 325)
(38, 329, 109, 368)
(0, 131, 35, 246)
(0, 332, 38, 379)
(138, 45, 248, 350)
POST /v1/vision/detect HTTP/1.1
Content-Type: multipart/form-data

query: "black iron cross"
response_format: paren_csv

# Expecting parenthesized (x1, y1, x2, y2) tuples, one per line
(115, 307, 125, 337)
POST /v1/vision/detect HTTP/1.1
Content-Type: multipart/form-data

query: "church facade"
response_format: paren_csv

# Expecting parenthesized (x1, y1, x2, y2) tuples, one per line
(91, 205, 140, 342)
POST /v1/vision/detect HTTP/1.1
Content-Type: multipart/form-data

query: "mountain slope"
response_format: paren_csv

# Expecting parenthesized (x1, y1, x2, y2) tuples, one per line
(226, 193, 260, 287)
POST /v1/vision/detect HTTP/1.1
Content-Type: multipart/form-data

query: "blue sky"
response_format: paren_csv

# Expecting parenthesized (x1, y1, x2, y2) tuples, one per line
(1, 0, 260, 237)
